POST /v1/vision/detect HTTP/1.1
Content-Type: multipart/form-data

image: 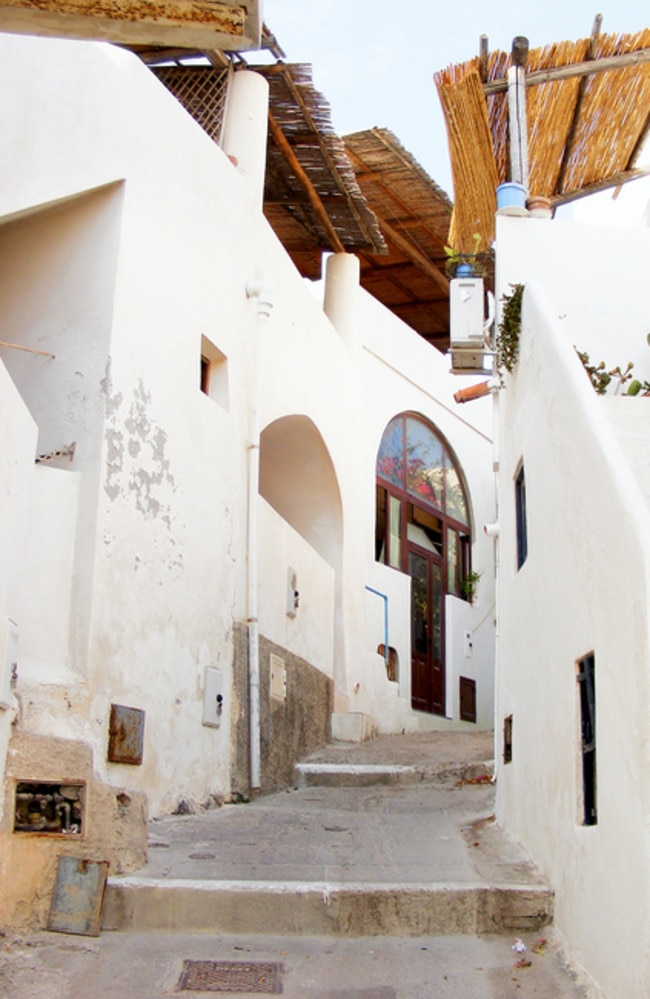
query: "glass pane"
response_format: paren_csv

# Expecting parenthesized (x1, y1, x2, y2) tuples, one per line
(388, 496, 401, 568)
(447, 529, 459, 596)
(376, 417, 404, 488)
(405, 418, 443, 506)
(375, 486, 386, 563)
(409, 551, 429, 655)
(445, 464, 468, 525)
(432, 561, 442, 659)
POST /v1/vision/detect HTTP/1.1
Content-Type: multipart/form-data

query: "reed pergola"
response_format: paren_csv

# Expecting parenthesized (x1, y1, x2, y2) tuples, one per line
(435, 23, 650, 253)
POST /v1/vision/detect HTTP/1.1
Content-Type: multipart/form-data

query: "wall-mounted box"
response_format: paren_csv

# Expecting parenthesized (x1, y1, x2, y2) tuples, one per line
(270, 654, 286, 702)
(203, 666, 223, 728)
(14, 780, 85, 835)
(108, 704, 145, 764)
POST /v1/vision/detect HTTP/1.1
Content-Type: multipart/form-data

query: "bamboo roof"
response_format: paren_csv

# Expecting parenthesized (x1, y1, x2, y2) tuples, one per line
(435, 27, 650, 253)
(150, 60, 455, 347)
(344, 128, 453, 347)
(255, 64, 387, 271)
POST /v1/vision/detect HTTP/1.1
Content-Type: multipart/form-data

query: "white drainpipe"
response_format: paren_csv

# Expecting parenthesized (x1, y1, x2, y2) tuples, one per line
(245, 280, 274, 791)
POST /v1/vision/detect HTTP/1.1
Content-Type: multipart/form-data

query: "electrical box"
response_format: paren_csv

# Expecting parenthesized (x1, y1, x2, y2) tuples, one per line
(450, 277, 485, 346)
(202, 666, 223, 728)
(286, 567, 299, 618)
(449, 276, 493, 374)
(0, 617, 18, 710)
(270, 654, 286, 702)
(464, 630, 473, 659)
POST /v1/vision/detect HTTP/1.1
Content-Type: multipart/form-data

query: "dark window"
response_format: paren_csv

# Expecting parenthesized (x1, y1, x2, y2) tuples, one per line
(515, 463, 528, 569)
(577, 653, 597, 825)
(503, 714, 513, 764)
(200, 354, 210, 394)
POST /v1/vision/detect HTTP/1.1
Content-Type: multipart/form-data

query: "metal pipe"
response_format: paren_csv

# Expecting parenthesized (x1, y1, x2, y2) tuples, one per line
(245, 279, 274, 791)
(365, 586, 389, 668)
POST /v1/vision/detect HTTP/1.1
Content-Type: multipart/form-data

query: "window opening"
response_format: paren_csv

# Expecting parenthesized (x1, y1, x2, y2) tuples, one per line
(515, 463, 528, 569)
(577, 653, 597, 825)
(199, 335, 229, 408)
(503, 715, 513, 764)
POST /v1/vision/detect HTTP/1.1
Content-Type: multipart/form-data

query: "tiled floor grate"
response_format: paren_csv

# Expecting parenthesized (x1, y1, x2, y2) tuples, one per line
(178, 960, 283, 993)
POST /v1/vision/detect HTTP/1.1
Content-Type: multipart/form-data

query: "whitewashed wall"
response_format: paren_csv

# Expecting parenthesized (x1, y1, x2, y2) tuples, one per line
(495, 215, 650, 998)
(0, 32, 496, 830)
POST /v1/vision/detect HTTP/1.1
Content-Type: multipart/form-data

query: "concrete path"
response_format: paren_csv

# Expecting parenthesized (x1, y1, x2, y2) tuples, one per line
(0, 732, 599, 996)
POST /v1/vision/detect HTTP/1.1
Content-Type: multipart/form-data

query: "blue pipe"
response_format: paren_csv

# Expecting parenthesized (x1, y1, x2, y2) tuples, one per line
(365, 586, 389, 667)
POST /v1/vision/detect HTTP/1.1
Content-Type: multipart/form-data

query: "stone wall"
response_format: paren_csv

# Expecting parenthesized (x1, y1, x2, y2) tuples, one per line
(0, 732, 147, 932)
(230, 623, 333, 796)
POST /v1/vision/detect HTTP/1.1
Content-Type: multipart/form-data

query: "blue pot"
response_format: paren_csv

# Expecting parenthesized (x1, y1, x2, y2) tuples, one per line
(496, 182, 527, 210)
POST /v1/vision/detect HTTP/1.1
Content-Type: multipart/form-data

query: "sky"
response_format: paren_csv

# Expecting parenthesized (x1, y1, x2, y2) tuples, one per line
(262, 0, 650, 222)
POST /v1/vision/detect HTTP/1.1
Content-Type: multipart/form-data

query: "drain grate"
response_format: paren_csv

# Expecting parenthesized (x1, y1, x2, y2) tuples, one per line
(178, 960, 283, 994)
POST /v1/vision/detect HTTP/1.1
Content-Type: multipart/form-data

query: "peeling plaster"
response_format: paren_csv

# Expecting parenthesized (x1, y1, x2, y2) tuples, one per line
(103, 378, 175, 530)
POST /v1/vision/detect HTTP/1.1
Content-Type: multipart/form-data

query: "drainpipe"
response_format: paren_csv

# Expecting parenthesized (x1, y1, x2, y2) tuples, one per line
(246, 279, 274, 791)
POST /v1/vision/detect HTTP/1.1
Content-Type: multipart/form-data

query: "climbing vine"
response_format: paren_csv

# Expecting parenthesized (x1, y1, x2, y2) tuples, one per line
(496, 283, 525, 379)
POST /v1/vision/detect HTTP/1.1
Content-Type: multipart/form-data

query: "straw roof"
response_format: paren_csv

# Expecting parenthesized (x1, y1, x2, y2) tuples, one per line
(343, 128, 454, 347)
(254, 63, 387, 273)
(154, 61, 386, 272)
(435, 28, 650, 253)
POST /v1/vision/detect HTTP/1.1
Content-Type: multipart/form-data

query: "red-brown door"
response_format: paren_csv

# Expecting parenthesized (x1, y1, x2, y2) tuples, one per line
(409, 545, 444, 714)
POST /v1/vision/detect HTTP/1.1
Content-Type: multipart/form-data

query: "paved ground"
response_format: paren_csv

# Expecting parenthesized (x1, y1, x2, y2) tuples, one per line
(0, 928, 597, 998)
(0, 732, 601, 997)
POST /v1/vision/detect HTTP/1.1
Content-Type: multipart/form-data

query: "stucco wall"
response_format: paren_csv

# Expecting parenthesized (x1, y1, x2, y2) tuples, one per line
(494, 248, 650, 998)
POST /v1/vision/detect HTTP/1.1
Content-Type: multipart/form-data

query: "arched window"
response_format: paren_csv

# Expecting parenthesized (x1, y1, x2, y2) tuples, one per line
(375, 414, 472, 715)
(376, 414, 471, 595)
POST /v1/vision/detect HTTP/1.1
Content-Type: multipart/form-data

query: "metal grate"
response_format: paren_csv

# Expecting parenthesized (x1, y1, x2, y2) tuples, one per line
(178, 960, 283, 994)
(154, 66, 231, 146)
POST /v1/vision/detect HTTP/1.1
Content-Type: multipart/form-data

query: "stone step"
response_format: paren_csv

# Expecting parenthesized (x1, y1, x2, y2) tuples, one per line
(294, 760, 493, 787)
(102, 877, 553, 937)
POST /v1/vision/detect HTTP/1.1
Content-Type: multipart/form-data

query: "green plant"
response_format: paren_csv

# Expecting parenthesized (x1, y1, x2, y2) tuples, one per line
(496, 283, 524, 378)
(444, 233, 493, 278)
(575, 350, 635, 394)
(460, 569, 481, 603)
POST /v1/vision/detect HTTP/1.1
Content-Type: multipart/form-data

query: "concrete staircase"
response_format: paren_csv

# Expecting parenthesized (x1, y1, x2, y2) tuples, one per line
(102, 732, 553, 939)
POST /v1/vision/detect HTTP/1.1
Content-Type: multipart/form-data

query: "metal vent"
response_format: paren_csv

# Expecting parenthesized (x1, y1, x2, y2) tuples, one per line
(178, 960, 283, 994)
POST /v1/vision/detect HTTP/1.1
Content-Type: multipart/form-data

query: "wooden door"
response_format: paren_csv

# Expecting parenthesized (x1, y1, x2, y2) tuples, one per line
(409, 545, 444, 714)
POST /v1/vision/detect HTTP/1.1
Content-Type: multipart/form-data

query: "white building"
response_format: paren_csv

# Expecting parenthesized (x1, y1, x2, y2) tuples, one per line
(494, 213, 650, 999)
(0, 34, 495, 930)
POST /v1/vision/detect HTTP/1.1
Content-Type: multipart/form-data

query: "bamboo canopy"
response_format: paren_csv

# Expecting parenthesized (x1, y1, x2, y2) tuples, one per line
(435, 28, 650, 253)
(344, 128, 454, 347)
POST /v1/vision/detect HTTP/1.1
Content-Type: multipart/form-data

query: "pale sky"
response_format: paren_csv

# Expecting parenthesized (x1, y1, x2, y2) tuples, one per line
(263, 1, 650, 222)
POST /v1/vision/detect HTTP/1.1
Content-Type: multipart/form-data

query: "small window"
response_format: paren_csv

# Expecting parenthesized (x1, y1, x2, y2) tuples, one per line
(200, 335, 229, 408)
(577, 653, 597, 825)
(515, 463, 528, 569)
(503, 714, 513, 764)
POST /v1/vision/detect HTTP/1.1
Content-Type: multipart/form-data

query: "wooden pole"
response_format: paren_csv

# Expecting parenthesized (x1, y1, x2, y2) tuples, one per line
(267, 111, 346, 254)
(507, 36, 529, 188)
(0, 340, 55, 358)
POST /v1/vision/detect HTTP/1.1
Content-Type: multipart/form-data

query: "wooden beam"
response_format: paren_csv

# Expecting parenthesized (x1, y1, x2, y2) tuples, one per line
(270, 68, 383, 249)
(555, 15, 602, 196)
(550, 168, 650, 207)
(0, 0, 262, 51)
(507, 37, 529, 187)
(267, 111, 346, 254)
(377, 218, 449, 295)
(484, 47, 650, 95)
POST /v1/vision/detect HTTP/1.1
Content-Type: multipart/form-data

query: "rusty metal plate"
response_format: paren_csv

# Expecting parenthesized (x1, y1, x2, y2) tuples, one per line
(178, 961, 283, 993)
(48, 857, 109, 936)
(107, 703, 145, 765)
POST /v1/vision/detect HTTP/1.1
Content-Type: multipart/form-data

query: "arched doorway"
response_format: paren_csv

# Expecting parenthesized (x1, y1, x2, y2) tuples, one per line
(375, 414, 471, 715)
